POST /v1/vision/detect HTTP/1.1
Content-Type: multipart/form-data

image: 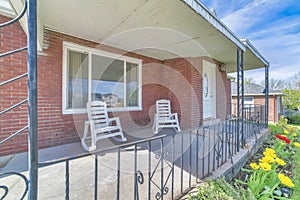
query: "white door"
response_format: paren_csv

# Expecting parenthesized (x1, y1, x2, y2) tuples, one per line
(203, 60, 216, 119)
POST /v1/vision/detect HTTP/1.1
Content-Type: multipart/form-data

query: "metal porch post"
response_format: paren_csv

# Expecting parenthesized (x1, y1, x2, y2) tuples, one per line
(28, 0, 38, 199)
(237, 48, 244, 151)
(265, 64, 269, 127)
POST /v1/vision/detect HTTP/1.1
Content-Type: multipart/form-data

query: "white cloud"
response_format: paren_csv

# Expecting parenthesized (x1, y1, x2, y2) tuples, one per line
(221, 0, 282, 36)
(219, 0, 300, 84)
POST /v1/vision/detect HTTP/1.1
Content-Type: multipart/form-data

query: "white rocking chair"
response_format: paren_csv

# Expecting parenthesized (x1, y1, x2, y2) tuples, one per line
(152, 99, 181, 134)
(81, 101, 127, 151)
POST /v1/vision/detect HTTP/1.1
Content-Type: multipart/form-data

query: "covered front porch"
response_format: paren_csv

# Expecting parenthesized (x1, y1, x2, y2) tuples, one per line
(0, 0, 270, 199)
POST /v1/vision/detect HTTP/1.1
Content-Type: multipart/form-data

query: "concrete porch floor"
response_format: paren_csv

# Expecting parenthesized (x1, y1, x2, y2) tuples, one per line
(1, 127, 176, 173)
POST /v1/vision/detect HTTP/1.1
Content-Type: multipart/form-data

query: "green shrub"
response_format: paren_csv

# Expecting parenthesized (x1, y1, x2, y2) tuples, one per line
(188, 178, 254, 200)
(287, 114, 300, 125)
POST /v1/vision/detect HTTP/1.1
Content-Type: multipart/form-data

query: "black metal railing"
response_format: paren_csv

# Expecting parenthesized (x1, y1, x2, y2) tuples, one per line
(232, 103, 266, 144)
(0, 1, 29, 200)
(1, 116, 266, 199)
(3, 118, 260, 199)
(0, 0, 38, 199)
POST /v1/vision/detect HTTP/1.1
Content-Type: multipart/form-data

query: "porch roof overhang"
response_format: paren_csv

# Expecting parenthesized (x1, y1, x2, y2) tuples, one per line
(6, 0, 268, 72)
(225, 39, 269, 72)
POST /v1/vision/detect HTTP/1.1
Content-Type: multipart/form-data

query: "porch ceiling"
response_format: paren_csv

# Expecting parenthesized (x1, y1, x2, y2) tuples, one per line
(35, 0, 267, 72)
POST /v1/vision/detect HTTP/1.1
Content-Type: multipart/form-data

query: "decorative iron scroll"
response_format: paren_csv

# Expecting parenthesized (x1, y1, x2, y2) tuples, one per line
(0, 172, 29, 200)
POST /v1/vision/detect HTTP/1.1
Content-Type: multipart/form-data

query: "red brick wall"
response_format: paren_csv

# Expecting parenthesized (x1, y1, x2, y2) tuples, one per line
(1, 14, 231, 155)
(232, 95, 278, 123)
(254, 95, 277, 123)
(215, 62, 231, 120)
(0, 15, 28, 155)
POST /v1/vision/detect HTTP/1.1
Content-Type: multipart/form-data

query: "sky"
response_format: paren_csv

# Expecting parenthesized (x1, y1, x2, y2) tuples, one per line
(201, 0, 300, 83)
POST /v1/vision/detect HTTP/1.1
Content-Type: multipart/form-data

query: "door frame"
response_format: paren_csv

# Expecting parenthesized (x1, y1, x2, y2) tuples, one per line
(202, 60, 216, 119)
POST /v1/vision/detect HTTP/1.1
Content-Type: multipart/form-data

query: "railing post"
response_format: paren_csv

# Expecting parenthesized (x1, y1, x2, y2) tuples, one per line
(265, 64, 269, 127)
(27, 0, 38, 199)
(237, 48, 244, 151)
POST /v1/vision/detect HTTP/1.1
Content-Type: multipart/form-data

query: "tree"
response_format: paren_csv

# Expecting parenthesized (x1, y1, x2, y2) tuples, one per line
(244, 77, 256, 84)
(282, 89, 300, 110)
(259, 71, 300, 110)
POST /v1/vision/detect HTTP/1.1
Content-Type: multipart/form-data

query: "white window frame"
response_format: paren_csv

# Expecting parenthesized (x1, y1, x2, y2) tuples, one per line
(244, 96, 254, 108)
(62, 42, 142, 114)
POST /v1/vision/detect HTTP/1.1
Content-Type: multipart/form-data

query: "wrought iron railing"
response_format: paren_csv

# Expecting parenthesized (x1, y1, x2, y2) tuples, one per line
(232, 103, 266, 144)
(0, 0, 38, 199)
(2, 118, 262, 199)
(0, 1, 29, 200)
(1, 115, 267, 199)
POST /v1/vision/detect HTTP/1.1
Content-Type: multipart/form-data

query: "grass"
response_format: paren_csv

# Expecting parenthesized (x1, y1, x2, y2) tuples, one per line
(291, 146, 300, 199)
(290, 124, 300, 128)
(268, 123, 283, 134)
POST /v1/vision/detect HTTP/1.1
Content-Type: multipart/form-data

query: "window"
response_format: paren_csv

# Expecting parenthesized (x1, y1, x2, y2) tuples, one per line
(63, 42, 142, 114)
(244, 97, 254, 108)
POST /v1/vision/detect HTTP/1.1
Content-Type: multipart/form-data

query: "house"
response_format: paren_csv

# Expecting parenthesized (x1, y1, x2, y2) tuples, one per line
(231, 82, 283, 123)
(0, 0, 269, 156)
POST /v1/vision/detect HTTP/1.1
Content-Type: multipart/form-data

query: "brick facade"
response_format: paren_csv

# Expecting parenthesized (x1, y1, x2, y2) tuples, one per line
(254, 95, 282, 123)
(232, 95, 282, 123)
(0, 15, 231, 156)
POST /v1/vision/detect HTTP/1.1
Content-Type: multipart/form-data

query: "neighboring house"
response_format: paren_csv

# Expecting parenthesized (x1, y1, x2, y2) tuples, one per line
(0, 0, 269, 156)
(100, 93, 120, 108)
(231, 82, 283, 123)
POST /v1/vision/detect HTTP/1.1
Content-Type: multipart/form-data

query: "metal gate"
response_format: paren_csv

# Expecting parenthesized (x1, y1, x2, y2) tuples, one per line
(0, 0, 37, 199)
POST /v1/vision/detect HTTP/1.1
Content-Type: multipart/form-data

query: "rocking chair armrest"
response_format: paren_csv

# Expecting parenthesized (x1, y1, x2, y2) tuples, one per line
(170, 113, 178, 119)
(108, 117, 121, 126)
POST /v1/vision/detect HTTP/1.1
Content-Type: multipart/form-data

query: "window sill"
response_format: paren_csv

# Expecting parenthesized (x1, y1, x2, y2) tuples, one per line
(62, 107, 142, 115)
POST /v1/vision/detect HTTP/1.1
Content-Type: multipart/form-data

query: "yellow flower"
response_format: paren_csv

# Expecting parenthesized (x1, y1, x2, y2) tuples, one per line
(283, 129, 289, 134)
(275, 158, 286, 166)
(270, 153, 277, 158)
(263, 151, 271, 157)
(260, 156, 275, 163)
(259, 162, 272, 171)
(278, 173, 295, 187)
(294, 142, 300, 147)
(293, 133, 297, 137)
(264, 151, 277, 158)
(265, 148, 276, 154)
(250, 162, 260, 170)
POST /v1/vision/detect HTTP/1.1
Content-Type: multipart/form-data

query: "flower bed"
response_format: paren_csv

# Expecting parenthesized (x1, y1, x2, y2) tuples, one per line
(239, 117, 299, 199)
(189, 117, 299, 200)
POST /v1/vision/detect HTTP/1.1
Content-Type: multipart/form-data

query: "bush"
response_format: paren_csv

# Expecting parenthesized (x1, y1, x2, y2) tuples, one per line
(189, 178, 254, 200)
(287, 114, 300, 124)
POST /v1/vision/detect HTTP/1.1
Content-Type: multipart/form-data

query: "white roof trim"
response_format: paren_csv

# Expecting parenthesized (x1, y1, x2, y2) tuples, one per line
(232, 93, 283, 97)
(182, 0, 246, 51)
(241, 39, 269, 66)
(0, 0, 15, 17)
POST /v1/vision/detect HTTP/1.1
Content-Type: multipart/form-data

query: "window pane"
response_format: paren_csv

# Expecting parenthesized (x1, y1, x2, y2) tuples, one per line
(92, 55, 124, 108)
(67, 50, 88, 109)
(126, 62, 139, 107)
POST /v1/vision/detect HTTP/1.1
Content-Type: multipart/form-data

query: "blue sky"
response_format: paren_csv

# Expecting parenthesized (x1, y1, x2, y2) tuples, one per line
(201, 0, 300, 82)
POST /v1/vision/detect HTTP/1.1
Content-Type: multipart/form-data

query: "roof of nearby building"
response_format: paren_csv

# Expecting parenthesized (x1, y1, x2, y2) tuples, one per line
(231, 82, 283, 96)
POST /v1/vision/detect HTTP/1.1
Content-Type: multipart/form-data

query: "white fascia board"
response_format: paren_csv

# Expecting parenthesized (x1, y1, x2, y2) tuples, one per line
(182, 0, 245, 51)
(0, 0, 15, 18)
(241, 38, 269, 66)
(232, 93, 283, 97)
